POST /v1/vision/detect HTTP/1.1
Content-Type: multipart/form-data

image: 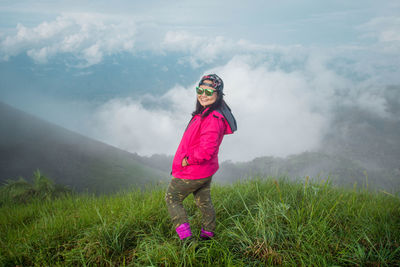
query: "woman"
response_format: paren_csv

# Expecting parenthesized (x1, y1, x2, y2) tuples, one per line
(165, 74, 237, 241)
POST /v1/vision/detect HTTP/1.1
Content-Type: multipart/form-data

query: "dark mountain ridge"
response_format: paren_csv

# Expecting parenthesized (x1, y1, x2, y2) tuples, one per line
(0, 101, 168, 194)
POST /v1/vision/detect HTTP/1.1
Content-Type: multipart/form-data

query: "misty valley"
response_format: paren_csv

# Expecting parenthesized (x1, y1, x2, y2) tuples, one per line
(1, 100, 399, 194)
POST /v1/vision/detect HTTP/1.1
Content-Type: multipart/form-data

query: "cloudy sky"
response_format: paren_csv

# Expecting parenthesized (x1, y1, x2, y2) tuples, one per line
(1, 0, 399, 162)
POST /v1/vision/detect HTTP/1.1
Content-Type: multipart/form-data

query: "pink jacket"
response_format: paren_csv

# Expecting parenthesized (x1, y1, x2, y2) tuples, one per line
(172, 108, 233, 179)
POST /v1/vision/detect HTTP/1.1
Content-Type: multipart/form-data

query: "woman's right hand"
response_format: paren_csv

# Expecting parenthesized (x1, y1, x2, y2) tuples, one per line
(182, 157, 189, 167)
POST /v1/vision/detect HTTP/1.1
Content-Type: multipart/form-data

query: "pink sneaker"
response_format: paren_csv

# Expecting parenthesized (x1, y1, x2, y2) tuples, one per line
(176, 223, 192, 240)
(200, 228, 214, 240)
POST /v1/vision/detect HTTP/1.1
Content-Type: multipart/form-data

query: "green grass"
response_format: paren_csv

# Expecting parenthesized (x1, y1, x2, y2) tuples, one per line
(0, 176, 399, 266)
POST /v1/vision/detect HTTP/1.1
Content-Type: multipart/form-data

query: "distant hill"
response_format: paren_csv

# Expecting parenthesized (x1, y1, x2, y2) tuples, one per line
(0, 102, 168, 194)
(216, 151, 400, 191)
(217, 152, 368, 185)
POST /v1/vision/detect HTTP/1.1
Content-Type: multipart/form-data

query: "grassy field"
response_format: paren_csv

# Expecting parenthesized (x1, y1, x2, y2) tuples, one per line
(0, 176, 399, 266)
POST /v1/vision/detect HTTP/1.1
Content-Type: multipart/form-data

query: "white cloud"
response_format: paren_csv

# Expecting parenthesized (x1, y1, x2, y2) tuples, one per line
(87, 86, 195, 157)
(356, 91, 389, 118)
(214, 56, 331, 160)
(161, 31, 229, 67)
(161, 30, 273, 68)
(161, 30, 307, 69)
(0, 13, 136, 66)
(358, 16, 400, 52)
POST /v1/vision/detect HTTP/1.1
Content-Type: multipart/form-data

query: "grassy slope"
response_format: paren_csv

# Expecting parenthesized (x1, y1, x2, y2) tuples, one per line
(0, 177, 399, 266)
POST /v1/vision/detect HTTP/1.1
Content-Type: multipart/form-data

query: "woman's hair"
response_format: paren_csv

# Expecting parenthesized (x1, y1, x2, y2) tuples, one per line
(191, 91, 224, 118)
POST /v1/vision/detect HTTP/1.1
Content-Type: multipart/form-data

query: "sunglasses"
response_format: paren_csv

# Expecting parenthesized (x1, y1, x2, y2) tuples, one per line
(196, 86, 216, 96)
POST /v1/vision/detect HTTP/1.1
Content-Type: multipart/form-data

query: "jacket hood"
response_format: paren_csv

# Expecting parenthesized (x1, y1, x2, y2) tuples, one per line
(216, 101, 237, 133)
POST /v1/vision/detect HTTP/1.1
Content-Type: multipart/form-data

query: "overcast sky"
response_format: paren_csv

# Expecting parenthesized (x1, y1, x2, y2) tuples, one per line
(1, 0, 399, 162)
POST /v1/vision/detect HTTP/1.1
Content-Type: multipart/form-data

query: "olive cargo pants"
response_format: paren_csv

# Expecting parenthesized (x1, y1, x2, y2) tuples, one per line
(165, 176, 216, 232)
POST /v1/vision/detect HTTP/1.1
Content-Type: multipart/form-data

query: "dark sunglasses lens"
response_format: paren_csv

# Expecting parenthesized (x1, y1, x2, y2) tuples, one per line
(205, 89, 214, 96)
(196, 87, 204, 95)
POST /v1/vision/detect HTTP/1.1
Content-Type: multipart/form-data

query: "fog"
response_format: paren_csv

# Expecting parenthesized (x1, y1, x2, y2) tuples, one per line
(83, 52, 399, 166)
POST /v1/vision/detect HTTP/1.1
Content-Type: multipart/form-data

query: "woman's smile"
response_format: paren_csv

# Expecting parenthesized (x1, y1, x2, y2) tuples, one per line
(199, 97, 214, 106)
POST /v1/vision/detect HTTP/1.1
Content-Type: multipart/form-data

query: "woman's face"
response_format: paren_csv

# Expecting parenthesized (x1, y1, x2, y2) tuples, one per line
(197, 79, 218, 107)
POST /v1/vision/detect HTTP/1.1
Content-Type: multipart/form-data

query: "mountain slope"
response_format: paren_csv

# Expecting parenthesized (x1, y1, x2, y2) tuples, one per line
(0, 101, 168, 193)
